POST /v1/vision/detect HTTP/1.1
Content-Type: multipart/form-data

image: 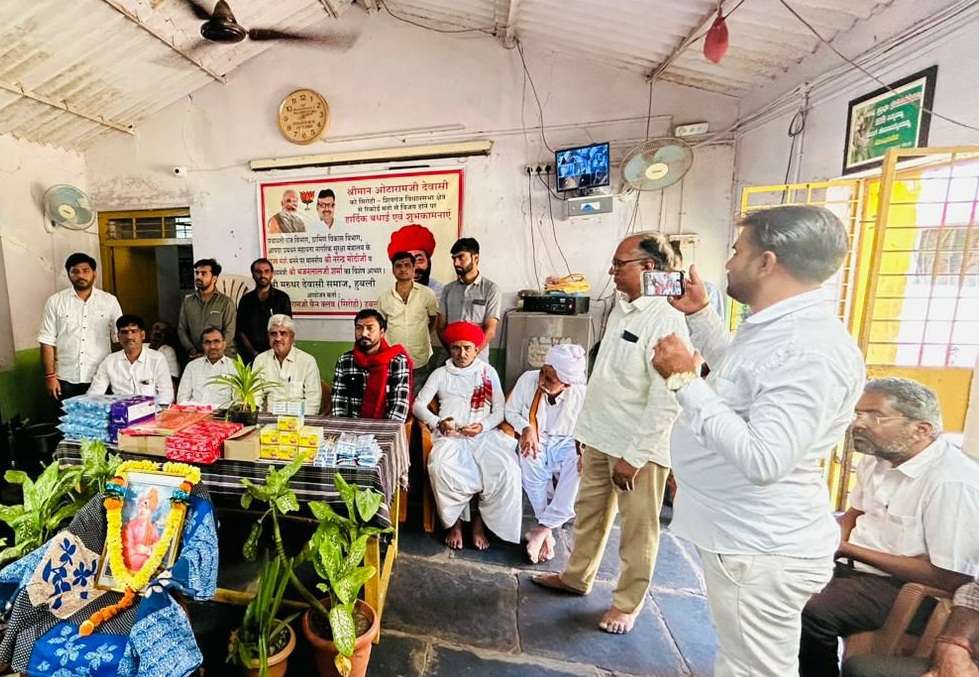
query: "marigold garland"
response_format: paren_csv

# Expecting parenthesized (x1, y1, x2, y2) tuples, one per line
(80, 461, 200, 636)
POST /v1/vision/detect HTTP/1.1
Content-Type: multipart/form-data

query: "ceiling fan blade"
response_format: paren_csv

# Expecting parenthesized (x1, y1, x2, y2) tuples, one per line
(247, 27, 357, 48)
(179, 0, 213, 21)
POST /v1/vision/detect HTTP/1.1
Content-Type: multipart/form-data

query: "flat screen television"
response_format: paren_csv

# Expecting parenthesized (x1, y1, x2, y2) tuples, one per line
(555, 142, 610, 192)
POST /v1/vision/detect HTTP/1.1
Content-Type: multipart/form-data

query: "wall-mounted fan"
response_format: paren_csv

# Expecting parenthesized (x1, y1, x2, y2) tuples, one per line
(43, 184, 95, 231)
(182, 0, 355, 46)
(621, 137, 694, 191)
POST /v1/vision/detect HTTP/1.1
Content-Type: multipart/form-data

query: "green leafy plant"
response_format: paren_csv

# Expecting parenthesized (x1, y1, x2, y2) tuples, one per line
(227, 555, 298, 676)
(208, 355, 279, 413)
(236, 454, 390, 677)
(0, 440, 121, 564)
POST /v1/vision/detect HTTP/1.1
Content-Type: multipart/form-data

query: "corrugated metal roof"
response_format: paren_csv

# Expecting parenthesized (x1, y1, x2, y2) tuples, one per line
(0, 0, 354, 149)
(0, 0, 893, 150)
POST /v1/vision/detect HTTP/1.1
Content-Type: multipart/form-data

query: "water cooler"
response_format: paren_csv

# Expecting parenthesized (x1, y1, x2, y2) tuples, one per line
(503, 312, 596, 391)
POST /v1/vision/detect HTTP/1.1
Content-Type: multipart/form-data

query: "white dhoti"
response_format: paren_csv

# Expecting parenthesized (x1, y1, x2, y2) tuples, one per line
(520, 436, 579, 529)
(427, 429, 522, 543)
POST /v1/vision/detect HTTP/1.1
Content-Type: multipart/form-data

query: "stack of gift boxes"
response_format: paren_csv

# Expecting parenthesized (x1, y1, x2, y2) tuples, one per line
(259, 416, 322, 462)
(59, 394, 156, 443)
(165, 419, 243, 464)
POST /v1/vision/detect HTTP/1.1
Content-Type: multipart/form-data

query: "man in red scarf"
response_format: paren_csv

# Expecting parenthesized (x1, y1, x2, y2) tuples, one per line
(331, 309, 413, 422)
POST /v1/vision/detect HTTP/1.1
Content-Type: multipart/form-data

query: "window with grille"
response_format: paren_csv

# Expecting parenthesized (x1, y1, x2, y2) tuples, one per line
(102, 211, 192, 241)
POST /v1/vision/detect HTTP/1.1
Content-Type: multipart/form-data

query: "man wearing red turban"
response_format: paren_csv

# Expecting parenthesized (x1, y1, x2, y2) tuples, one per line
(387, 224, 444, 299)
(413, 322, 521, 551)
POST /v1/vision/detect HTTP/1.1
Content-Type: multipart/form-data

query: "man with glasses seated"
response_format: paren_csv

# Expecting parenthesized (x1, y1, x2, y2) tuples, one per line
(799, 377, 979, 677)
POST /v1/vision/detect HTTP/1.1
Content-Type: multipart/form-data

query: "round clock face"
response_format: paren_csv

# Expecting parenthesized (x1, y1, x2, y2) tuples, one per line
(278, 89, 329, 145)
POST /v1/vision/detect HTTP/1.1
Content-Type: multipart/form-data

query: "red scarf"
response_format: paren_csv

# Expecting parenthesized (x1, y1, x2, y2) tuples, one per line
(352, 339, 413, 419)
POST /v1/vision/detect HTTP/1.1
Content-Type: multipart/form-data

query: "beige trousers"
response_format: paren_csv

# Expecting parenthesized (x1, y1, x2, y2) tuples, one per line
(560, 444, 670, 613)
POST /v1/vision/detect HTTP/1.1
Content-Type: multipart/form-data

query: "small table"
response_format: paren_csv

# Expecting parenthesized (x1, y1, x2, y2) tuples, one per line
(54, 415, 408, 640)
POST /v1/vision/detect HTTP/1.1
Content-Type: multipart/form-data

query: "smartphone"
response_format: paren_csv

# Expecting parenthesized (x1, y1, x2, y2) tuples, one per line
(642, 270, 684, 297)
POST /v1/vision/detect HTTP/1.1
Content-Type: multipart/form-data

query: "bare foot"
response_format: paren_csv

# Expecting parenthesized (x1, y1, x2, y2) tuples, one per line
(530, 573, 584, 595)
(472, 515, 490, 551)
(525, 526, 552, 564)
(539, 532, 556, 562)
(445, 521, 464, 550)
(598, 606, 640, 634)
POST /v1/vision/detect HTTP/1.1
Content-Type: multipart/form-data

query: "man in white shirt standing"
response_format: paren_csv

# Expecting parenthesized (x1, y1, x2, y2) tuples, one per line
(506, 343, 588, 564)
(38, 252, 122, 402)
(176, 327, 236, 408)
(377, 251, 439, 391)
(88, 315, 174, 405)
(533, 232, 688, 635)
(652, 205, 865, 677)
(800, 377, 979, 677)
(253, 314, 321, 414)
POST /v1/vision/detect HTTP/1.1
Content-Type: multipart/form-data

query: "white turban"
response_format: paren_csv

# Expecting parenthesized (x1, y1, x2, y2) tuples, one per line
(545, 343, 587, 385)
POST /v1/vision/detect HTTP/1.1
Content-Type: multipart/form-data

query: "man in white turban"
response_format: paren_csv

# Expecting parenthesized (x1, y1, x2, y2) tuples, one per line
(505, 343, 588, 564)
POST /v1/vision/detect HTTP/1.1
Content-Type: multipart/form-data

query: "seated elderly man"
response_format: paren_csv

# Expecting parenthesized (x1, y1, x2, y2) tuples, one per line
(176, 326, 236, 408)
(88, 314, 173, 405)
(412, 322, 521, 550)
(253, 313, 322, 414)
(505, 343, 588, 564)
(799, 377, 979, 677)
(331, 309, 412, 422)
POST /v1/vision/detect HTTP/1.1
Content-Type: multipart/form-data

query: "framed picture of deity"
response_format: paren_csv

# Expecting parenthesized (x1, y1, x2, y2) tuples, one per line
(95, 468, 189, 593)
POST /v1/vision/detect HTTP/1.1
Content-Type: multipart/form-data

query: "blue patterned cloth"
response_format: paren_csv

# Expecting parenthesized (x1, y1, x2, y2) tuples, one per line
(0, 488, 217, 676)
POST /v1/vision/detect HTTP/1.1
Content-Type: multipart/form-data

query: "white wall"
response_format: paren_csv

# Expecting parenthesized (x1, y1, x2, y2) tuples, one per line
(84, 11, 739, 342)
(0, 134, 95, 360)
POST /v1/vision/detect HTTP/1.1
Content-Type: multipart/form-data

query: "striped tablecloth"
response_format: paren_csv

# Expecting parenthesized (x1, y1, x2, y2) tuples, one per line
(54, 415, 408, 529)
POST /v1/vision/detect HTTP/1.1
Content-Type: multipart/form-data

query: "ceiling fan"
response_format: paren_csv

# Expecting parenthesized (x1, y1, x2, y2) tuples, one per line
(181, 0, 354, 45)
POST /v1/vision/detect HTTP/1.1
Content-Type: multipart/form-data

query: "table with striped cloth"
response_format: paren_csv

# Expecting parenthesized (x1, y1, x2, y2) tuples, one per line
(53, 415, 409, 529)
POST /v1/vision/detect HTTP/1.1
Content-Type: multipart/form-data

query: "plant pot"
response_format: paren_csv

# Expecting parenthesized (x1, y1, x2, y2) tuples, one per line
(228, 406, 258, 427)
(301, 599, 379, 677)
(236, 623, 296, 677)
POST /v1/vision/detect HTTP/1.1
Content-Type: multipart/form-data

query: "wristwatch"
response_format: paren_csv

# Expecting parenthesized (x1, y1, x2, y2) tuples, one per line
(665, 371, 698, 392)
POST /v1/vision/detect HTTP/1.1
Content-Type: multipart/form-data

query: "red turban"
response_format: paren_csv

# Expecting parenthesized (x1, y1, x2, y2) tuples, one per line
(443, 322, 484, 347)
(387, 224, 436, 261)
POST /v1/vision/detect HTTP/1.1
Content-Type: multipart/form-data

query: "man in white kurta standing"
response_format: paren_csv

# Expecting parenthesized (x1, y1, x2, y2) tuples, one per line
(533, 232, 689, 635)
(652, 205, 866, 677)
(413, 321, 521, 551)
(505, 343, 588, 564)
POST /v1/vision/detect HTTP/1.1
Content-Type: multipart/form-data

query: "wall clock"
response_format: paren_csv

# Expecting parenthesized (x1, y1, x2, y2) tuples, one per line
(277, 88, 330, 145)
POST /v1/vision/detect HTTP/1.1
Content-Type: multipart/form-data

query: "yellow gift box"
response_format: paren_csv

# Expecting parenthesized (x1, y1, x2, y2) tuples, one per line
(259, 425, 279, 445)
(276, 416, 301, 432)
(298, 426, 323, 448)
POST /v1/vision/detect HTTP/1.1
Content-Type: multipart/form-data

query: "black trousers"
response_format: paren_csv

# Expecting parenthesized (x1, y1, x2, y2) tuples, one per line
(799, 563, 905, 677)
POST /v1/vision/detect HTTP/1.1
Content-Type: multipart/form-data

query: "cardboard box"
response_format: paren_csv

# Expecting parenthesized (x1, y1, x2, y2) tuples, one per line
(117, 432, 168, 457)
(223, 427, 260, 462)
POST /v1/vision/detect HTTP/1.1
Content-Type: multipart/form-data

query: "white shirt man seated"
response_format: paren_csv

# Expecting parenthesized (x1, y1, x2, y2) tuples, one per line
(505, 343, 588, 564)
(412, 321, 521, 551)
(88, 314, 173, 406)
(176, 326, 236, 408)
(253, 314, 321, 414)
(800, 377, 979, 677)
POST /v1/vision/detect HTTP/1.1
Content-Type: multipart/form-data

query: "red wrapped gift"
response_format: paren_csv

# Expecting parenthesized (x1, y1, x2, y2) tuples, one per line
(165, 420, 243, 464)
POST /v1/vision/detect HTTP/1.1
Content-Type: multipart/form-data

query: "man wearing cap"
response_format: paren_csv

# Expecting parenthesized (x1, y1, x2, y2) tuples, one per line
(506, 344, 588, 564)
(387, 223, 444, 298)
(413, 322, 521, 550)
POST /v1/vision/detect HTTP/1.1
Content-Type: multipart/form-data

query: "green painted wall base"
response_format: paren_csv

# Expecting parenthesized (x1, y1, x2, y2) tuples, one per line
(0, 348, 46, 422)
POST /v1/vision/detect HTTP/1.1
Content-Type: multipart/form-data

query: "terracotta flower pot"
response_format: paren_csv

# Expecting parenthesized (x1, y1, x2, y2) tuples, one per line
(238, 624, 296, 677)
(301, 599, 379, 677)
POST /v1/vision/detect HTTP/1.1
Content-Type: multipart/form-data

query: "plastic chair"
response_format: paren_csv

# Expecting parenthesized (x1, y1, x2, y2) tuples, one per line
(843, 582, 953, 660)
(215, 274, 254, 307)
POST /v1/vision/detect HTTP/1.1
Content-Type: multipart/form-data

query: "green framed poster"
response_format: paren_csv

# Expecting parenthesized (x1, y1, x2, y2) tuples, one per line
(842, 66, 937, 175)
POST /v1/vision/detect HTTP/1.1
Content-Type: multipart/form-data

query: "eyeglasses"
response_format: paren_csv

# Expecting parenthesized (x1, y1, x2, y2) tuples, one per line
(852, 412, 907, 426)
(610, 257, 652, 270)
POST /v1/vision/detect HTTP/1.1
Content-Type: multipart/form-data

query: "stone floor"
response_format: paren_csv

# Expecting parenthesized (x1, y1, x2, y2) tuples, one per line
(368, 506, 718, 677)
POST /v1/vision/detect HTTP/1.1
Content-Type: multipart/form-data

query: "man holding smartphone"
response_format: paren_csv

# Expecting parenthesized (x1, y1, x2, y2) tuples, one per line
(652, 206, 864, 677)
(533, 231, 689, 635)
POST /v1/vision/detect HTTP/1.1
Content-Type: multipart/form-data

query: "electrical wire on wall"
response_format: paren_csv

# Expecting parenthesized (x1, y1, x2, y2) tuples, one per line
(381, 0, 497, 36)
(526, 169, 542, 289)
(516, 41, 556, 153)
(537, 173, 572, 274)
(781, 107, 807, 203)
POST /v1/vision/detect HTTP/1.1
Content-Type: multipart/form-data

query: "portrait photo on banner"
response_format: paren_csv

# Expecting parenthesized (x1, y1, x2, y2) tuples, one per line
(258, 169, 464, 317)
(95, 470, 187, 592)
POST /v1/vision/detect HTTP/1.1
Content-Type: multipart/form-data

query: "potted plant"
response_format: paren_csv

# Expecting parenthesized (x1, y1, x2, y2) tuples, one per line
(301, 474, 391, 677)
(0, 440, 121, 564)
(237, 455, 390, 677)
(208, 355, 279, 426)
(227, 555, 298, 677)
